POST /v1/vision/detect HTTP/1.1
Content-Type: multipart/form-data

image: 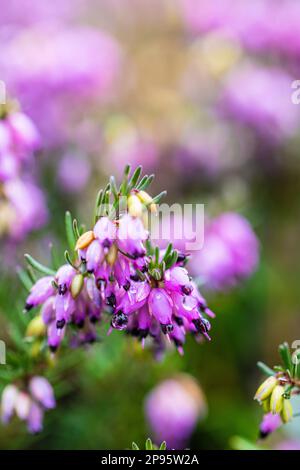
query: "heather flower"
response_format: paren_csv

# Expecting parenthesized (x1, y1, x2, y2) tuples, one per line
(191, 212, 259, 291)
(220, 65, 300, 143)
(255, 343, 300, 436)
(21, 166, 216, 356)
(2, 178, 48, 240)
(259, 413, 281, 439)
(145, 375, 207, 449)
(0, 108, 40, 182)
(1, 377, 55, 434)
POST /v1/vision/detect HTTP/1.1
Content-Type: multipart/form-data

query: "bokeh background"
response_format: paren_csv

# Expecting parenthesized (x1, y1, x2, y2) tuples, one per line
(1, 0, 300, 450)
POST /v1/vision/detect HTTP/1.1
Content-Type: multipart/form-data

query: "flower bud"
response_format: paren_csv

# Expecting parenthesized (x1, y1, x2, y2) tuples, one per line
(106, 243, 118, 266)
(254, 376, 277, 402)
(128, 194, 143, 218)
(25, 315, 46, 338)
(75, 230, 94, 250)
(262, 398, 270, 413)
(137, 190, 153, 206)
(270, 385, 284, 414)
(70, 274, 84, 299)
(281, 399, 293, 423)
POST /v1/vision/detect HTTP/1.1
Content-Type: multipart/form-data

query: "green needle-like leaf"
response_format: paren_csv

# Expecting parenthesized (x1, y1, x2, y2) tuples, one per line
(279, 342, 293, 373)
(24, 254, 56, 276)
(65, 211, 76, 250)
(128, 165, 142, 189)
(145, 438, 153, 450)
(152, 190, 167, 205)
(257, 361, 275, 376)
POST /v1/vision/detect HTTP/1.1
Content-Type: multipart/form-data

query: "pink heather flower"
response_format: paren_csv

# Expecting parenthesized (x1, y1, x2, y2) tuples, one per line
(29, 377, 56, 410)
(191, 212, 259, 291)
(117, 214, 148, 258)
(0, 111, 40, 182)
(259, 412, 282, 438)
(0, 384, 18, 424)
(27, 402, 44, 434)
(1, 378, 55, 434)
(220, 65, 300, 143)
(145, 375, 207, 449)
(25, 277, 55, 310)
(113, 266, 214, 354)
(3, 178, 48, 240)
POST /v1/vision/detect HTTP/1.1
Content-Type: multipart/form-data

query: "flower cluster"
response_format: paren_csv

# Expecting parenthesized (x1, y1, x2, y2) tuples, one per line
(22, 166, 215, 356)
(254, 343, 300, 438)
(1, 377, 55, 433)
(0, 102, 47, 240)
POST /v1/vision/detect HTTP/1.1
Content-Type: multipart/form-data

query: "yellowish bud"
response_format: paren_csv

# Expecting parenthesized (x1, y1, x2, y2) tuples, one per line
(262, 398, 270, 413)
(106, 243, 118, 266)
(270, 385, 284, 414)
(25, 315, 46, 338)
(75, 230, 94, 250)
(30, 340, 42, 358)
(137, 190, 153, 205)
(281, 399, 293, 423)
(137, 191, 157, 214)
(254, 376, 277, 402)
(128, 194, 143, 218)
(71, 274, 84, 299)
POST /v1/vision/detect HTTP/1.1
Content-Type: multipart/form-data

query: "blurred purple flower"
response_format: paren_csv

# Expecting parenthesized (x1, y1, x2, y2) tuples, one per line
(1, 377, 55, 434)
(220, 65, 300, 143)
(145, 375, 207, 449)
(58, 153, 91, 193)
(259, 412, 281, 438)
(0, 25, 121, 147)
(191, 212, 259, 290)
(0, 0, 84, 27)
(3, 178, 48, 240)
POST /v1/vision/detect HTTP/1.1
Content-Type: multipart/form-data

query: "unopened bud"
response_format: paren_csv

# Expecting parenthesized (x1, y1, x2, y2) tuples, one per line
(281, 399, 293, 423)
(270, 385, 284, 414)
(30, 340, 42, 358)
(106, 243, 118, 266)
(128, 194, 143, 218)
(137, 190, 153, 205)
(262, 398, 270, 413)
(75, 231, 94, 250)
(71, 274, 84, 299)
(25, 315, 46, 338)
(254, 376, 277, 402)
